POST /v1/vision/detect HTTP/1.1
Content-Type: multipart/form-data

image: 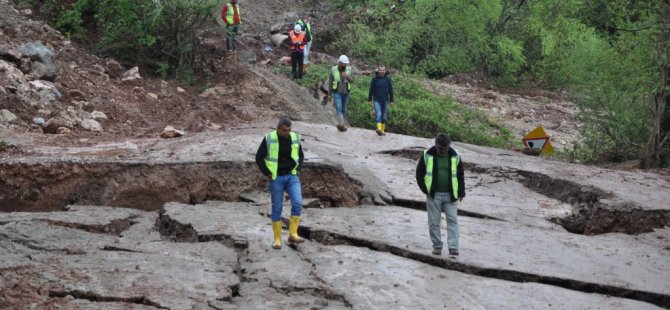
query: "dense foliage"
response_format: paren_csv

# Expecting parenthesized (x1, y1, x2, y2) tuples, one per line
(330, 0, 670, 167)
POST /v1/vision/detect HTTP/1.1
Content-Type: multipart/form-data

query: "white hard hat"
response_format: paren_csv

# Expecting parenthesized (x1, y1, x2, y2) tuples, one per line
(338, 55, 350, 64)
(294, 24, 302, 33)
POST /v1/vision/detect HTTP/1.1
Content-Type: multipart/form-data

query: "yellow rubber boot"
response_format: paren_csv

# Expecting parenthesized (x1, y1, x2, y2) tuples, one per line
(375, 123, 383, 136)
(272, 221, 282, 249)
(288, 216, 305, 244)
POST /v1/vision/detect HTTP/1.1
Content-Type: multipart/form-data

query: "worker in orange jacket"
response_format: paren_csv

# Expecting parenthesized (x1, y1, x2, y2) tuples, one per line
(289, 24, 308, 79)
(221, 0, 241, 51)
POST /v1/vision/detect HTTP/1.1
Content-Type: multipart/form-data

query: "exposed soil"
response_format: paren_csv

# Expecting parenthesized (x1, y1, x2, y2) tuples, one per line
(0, 161, 361, 212)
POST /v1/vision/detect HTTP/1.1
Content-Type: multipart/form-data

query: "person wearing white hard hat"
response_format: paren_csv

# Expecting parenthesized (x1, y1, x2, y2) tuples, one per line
(289, 24, 307, 79)
(327, 55, 354, 131)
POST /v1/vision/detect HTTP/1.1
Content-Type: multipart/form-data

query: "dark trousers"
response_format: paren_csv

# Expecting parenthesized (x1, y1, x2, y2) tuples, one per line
(291, 51, 304, 79)
(226, 25, 239, 51)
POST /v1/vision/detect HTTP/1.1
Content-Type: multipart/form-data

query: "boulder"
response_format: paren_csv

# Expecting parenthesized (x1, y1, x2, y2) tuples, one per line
(270, 33, 288, 47)
(121, 66, 141, 82)
(0, 109, 18, 124)
(42, 117, 72, 134)
(104, 59, 124, 78)
(80, 119, 102, 132)
(18, 42, 57, 81)
(0, 44, 21, 63)
(0, 60, 30, 93)
(90, 111, 108, 121)
(29, 80, 61, 103)
(160, 126, 184, 138)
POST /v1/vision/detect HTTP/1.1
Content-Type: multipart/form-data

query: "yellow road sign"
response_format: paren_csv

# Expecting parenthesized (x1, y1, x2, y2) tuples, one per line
(522, 126, 554, 156)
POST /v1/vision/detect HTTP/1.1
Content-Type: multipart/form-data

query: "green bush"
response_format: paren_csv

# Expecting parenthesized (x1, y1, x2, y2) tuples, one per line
(329, 0, 500, 78)
(484, 36, 526, 79)
(29, 0, 221, 81)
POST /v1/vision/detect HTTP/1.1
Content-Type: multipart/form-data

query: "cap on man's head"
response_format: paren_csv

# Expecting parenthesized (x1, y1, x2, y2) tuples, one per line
(435, 133, 451, 147)
(294, 24, 302, 33)
(338, 55, 350, 64)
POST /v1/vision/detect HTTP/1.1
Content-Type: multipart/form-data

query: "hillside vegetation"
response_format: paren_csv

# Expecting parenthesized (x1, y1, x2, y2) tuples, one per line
(26, 0, 670, 167)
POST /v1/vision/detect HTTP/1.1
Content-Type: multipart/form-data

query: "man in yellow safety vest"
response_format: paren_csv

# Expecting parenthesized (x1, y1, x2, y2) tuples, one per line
(326, 55, 354, 132)
(295, 15, 313, 73)
(221, 0, 241, 51)
(255, 117, 306, 249)
(415, 133, 465, 256)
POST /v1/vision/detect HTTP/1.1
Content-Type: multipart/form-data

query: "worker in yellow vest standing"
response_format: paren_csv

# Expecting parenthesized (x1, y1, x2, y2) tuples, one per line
(221, 0, 241, 52)
(289, 24, 307, 79)
(295, 15, 312, 74)
(415, 133, 465, 256)
(255, 117, 306, 249)
(326, 55, 354, 132)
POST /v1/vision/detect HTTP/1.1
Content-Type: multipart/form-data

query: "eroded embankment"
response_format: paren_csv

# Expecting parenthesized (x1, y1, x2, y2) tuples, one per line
(0, 161, 361, 212)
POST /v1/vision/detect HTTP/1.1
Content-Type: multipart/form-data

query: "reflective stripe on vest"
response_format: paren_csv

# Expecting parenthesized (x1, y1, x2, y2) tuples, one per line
(423, 149, 460, 199)
(264, 131, 300, 180)
(225, 3, 240, 25)
(290, 31, 305, 51)
(331, 66, 352, 91)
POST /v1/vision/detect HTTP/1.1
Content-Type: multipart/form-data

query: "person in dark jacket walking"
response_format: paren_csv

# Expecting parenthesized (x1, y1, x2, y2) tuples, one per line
(415, 133, 465, 256)
(255, 117, 306, 249)
(367, 65, 394, 135)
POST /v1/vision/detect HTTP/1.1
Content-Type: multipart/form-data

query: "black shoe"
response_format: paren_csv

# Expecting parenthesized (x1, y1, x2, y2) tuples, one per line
(432, 248, 442, 255)
(448, 249, 459, 256)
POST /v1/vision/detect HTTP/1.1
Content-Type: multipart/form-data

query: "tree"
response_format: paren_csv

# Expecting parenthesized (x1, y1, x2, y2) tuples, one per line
(575, 0, 670, 167)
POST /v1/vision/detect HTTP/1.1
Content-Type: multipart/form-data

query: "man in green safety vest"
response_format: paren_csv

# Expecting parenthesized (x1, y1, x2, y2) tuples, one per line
(326, 55, 354, 132)
(221, 0, 241, 51)
(295, 15, 313, 73)
(255, 117, 305, 249)
(415, 133, 465, 256)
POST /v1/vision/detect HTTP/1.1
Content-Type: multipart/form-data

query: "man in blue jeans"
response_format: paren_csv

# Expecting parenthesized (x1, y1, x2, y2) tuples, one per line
(367, 64, 394, 136)
(326, 55, 354, 132)
(415, 133, 465, 256)
(255, 117, 305, 249)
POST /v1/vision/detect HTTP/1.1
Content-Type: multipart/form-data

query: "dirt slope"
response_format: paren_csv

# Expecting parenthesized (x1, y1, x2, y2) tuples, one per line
(0, 0, 334, 146)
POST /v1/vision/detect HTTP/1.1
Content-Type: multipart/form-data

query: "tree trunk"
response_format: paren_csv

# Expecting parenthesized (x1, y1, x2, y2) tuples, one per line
(644, 0, 670, 168)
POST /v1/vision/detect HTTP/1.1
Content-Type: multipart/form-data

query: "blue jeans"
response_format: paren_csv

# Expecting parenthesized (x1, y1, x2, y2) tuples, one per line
(373, 100, 389, 123)
(426, 192, 459, 250)
(269, 174, 302, 222)
(334, 92, 349, 124)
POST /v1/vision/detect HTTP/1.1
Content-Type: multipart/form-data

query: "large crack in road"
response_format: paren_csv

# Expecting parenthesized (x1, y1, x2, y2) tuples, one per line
(2, 148, 668, 308)
(301, 226, 670, 308)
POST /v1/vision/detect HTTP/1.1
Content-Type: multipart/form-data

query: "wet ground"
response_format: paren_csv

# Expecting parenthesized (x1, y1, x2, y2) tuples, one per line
(1, 121, 669, 309)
